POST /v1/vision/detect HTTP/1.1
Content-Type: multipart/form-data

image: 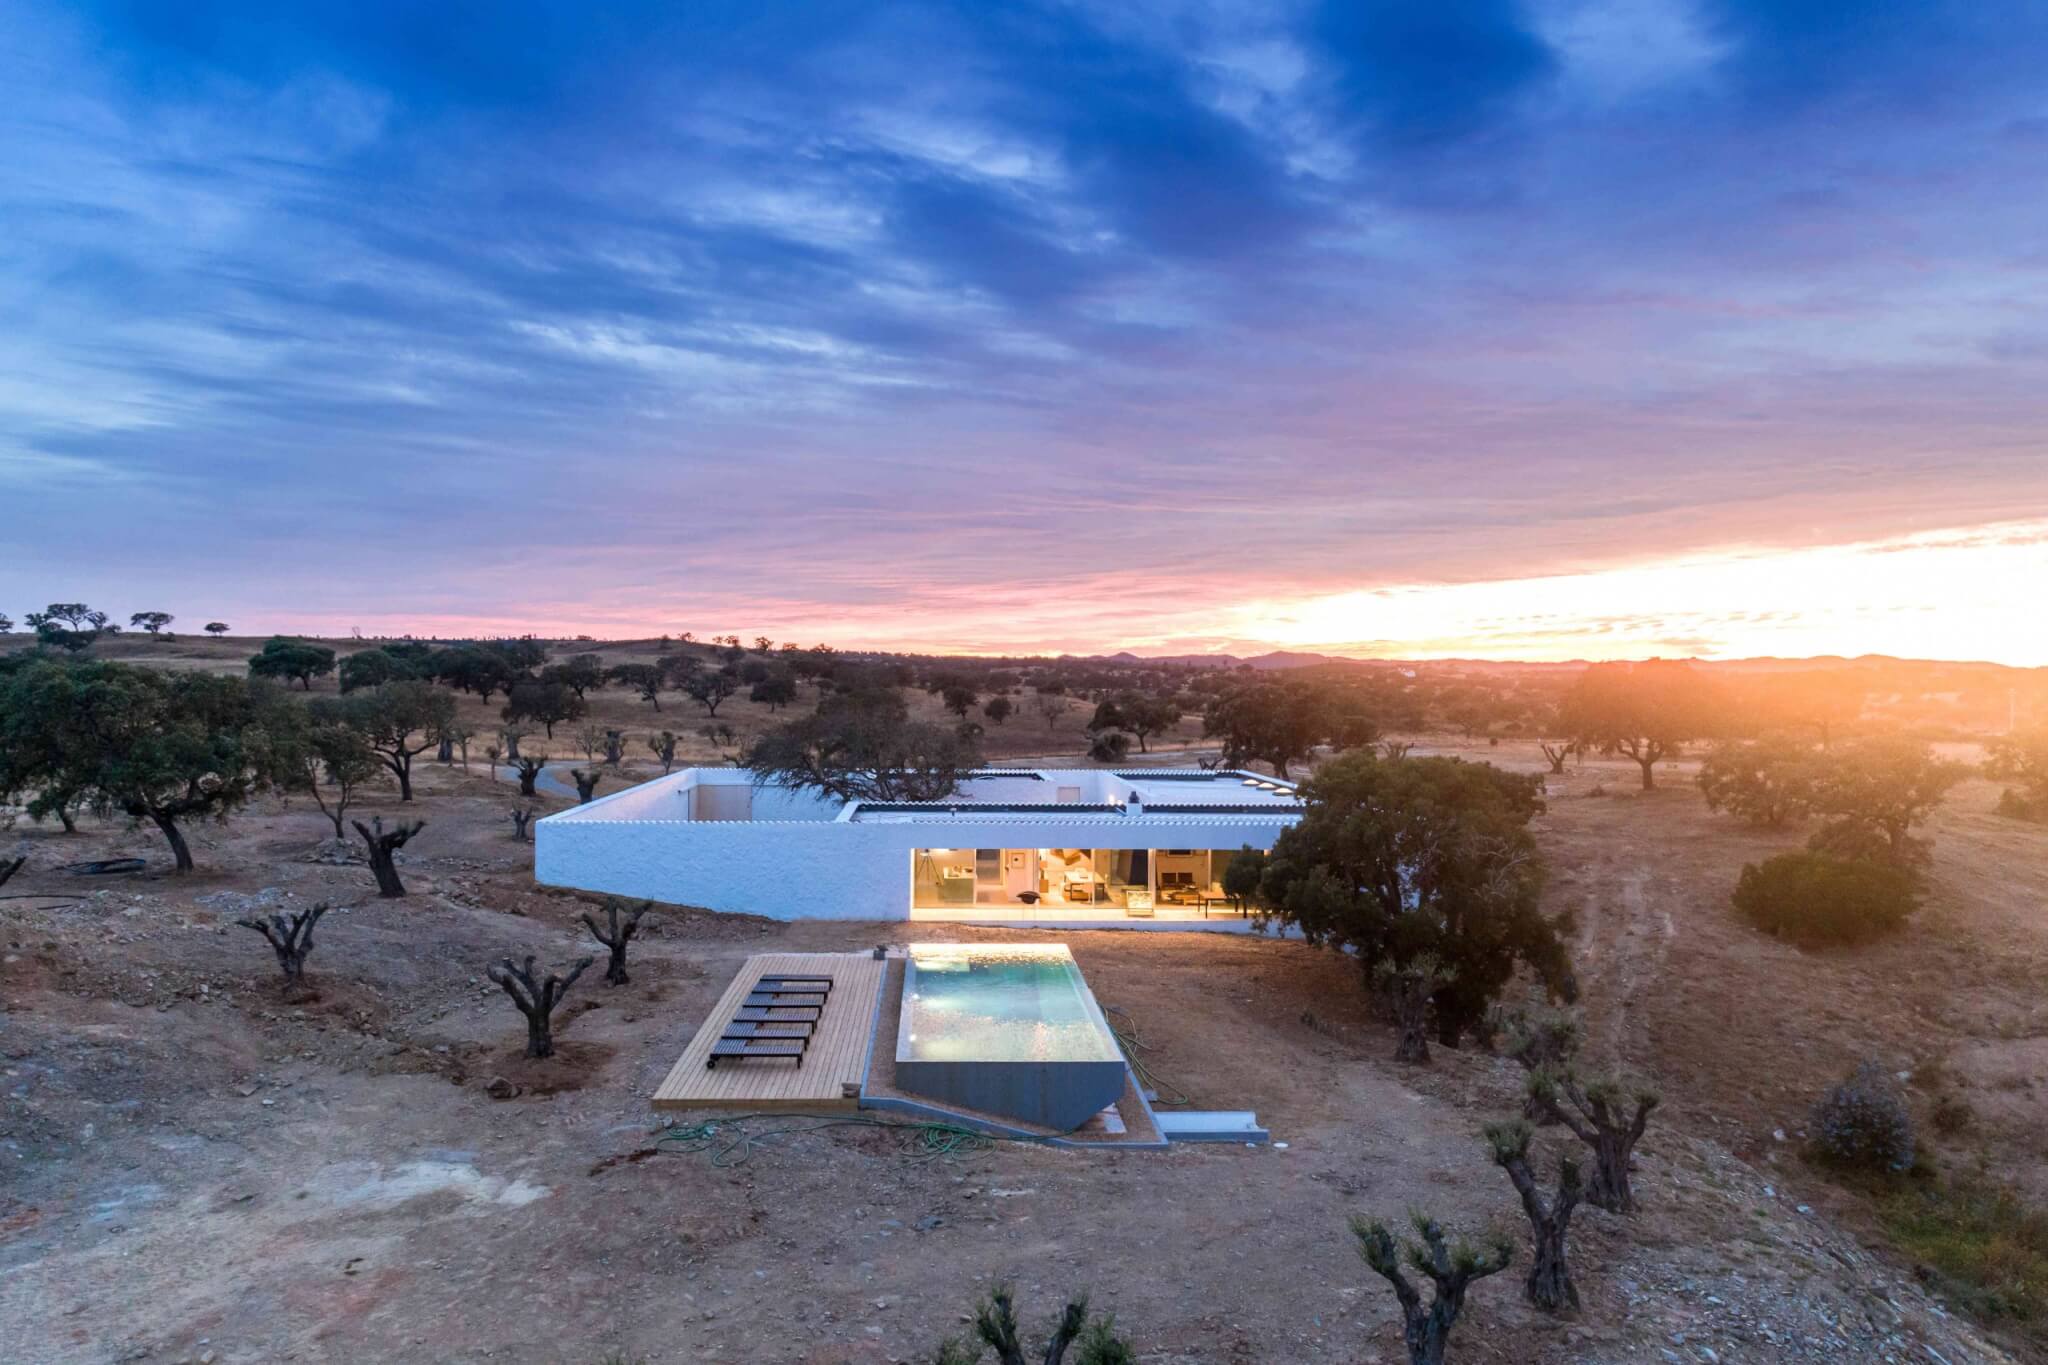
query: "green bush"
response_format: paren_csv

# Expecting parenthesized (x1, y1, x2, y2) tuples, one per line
(1731, 851, 1918, 948)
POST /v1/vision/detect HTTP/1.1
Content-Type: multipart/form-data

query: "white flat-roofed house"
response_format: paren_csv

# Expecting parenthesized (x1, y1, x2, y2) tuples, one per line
(534, 767, 1303, 924)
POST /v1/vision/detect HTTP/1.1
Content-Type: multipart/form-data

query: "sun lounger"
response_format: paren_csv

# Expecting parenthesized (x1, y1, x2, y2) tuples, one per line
(722, 1020, 815, 1039)
(745, 991, 825, 1008)
(734, 1005, 821, 1023)
(755, 975, 833, 992)
(707, 1038, 806, 1068)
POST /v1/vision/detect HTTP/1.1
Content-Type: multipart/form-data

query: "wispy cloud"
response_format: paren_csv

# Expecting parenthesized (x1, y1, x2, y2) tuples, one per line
(2, 2, 2045, 661)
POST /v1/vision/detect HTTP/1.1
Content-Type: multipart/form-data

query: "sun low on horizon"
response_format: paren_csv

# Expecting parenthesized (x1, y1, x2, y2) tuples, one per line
(4, 2, 2045, 667)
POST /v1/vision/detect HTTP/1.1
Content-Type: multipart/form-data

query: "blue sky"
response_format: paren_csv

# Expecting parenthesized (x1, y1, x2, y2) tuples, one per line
(4, 2, 2045, 659)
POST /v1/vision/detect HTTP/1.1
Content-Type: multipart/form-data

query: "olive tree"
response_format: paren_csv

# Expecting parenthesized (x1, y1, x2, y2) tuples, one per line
(1807, 736, 1968, 869)
(581, 898, 651, 985)
(338, 681, 456, 801)
(927, 1284, 1134, 1365)
(742, 687, 982, 802)
(248, 637, 337, 690)
(236, 902, 330, 988)
(488, 954, 594, 1058)
(1255, 751, 1574, 1052)
(1558, 660, 1725, 790)
(0, 659, 274, 873)
(1696, 738, 1821, 827)
(1483, 1120, 1582, 1312)
(1353, 1215, 1511, 1365)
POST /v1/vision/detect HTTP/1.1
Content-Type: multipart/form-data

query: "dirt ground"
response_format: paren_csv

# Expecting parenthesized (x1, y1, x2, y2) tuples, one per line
(2, 733, 2043, 1364)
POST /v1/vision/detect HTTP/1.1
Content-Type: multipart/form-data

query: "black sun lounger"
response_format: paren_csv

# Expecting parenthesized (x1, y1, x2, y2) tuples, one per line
(755, 975, 833, 992)
(745, 991, 826, 1009)
(723, 1020, 815, 1039)
(707, 1038, 806, 1068)
(734, 1005, 822, 1023)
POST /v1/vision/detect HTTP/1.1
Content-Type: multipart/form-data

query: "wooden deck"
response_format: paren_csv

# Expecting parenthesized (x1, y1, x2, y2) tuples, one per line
(652, 953, 886, 1112)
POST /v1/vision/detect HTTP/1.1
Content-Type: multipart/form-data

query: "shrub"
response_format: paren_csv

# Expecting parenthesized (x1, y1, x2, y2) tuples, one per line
(1731, 851, 1918, 948)
(1996, 787, 2048, 823)
(1812, 1061, 1915, 1172)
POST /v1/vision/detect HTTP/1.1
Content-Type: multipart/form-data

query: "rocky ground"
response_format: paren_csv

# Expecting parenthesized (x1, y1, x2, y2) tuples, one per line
(1, 743, 2041, 1363)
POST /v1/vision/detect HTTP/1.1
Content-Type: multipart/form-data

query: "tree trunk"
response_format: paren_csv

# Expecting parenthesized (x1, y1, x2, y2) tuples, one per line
(58, 805, 77, 834)
(1635, 752, 1656, 790)
(437, 736, 453, 763)
(604, 941, 629, 986)
(1526, 1218, 1577, 1311)
(151, 811, 195, 873)
(1589, 1132, 1634, 1212)
(367, 844, 406, 897)
(525, 1011, 553, 1059)
(395, 755, 414, 801)
(519, 768, 539, 797)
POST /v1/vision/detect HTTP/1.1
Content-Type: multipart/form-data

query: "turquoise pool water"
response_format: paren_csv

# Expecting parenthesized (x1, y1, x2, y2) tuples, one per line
(899, 945, 1122, 1064)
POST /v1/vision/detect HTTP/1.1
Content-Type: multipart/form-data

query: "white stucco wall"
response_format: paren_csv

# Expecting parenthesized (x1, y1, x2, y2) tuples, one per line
(534, 769, 1297, 921)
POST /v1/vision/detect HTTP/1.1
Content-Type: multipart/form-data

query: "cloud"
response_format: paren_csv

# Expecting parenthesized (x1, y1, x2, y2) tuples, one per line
(2, 1, 2045, 662)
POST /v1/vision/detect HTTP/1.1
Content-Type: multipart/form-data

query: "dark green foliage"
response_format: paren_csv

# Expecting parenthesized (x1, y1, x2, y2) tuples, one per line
(1256, 750, 1572, 1048)
(927, 1284, 1134, 1365)
(204, 621, 229, 636)
(432, 644, 521, 701)
(26, 602, 109, 652)
(248, 637, 337, 689)
(503, 678, 586, 737)
(1696, 738, 1821, 826)
(1731, 851, 1918, 948)
(1086, 691, 1180, 752)
(1806, 736, 1967, 869)
(1221, 846, 1263, 914)
(1353, 1214, 1512, 1365)
(647, 729, 679, 772)
(261, 702, 387, 838)
(0, 658, 274, 872)
(332, 680, 456, 802)
(128, 611, 174, 636)
(750, 670, 798, 710)
(541, 652, 606, 699)
(339, 647, 434, 693)
(1087, 730, 1132, 762)
(743, 686, 981, 802)
(982, 695, 1013, 726)
(1201, 681, 1326, 777)
(1813, 1061, 1915, 1172)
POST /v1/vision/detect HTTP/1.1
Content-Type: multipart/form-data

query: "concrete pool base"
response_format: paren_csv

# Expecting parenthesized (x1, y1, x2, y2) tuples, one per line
(858, 956, 1167, 1149)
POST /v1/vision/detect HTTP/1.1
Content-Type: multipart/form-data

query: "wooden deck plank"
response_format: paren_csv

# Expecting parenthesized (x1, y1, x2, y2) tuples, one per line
(652, 953, 884, 1112)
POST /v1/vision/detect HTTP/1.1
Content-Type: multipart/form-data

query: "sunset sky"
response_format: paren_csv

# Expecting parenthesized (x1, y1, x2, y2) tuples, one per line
(4, 3, 2044, 664)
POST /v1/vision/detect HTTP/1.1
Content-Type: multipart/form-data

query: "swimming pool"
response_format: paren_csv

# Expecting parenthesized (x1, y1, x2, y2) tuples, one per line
(894, 943, 1128, 1130)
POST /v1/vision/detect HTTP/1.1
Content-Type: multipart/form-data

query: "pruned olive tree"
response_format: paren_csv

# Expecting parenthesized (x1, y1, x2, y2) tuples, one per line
(488, 954, 594, 1058)
(236, 902, 331, 988)
(928, 1284, 1134, 1365)
(353, 816, 424, 898)
(508, 806, 534, 841)
(508, 753, 547, 797)
(581, 898, 651, 985)
(1353, 1214, 1512, 1365)
(1526, 1069, 1658, 1214)
(569, 768, 602, 803)
(1483, 1120, 1583, 1312)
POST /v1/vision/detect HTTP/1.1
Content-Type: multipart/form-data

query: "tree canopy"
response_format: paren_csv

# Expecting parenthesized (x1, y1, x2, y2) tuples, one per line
(1558, 661, 1725, 789)
(742, 687, 983, 803)
(248, 637, 337, 690)
(0, 658, 275, 871)
(1255, 750, 1574, 1046)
